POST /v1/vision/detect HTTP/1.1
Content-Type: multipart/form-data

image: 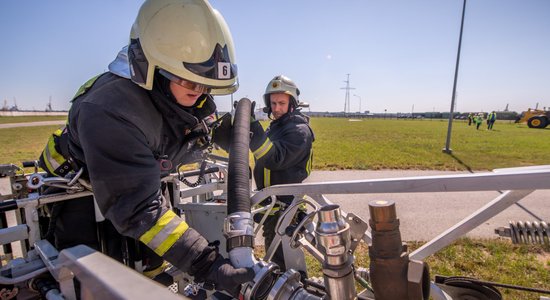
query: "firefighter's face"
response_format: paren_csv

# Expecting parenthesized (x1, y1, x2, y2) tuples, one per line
(270, 93, 291, 120)
(169, 81, 203, 107)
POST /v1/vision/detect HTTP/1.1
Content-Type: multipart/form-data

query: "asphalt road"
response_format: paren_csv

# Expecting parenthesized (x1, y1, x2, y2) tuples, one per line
(304, 170, 549, 242)
(0, 120, 65, 129)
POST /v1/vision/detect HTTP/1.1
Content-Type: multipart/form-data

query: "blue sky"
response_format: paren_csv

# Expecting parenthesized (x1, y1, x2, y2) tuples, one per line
(1, 0, 549, 114)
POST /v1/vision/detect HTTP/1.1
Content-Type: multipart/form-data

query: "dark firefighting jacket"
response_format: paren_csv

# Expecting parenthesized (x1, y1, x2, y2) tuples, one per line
(65, 72, 216, 275)
(249, 110, 314, 204)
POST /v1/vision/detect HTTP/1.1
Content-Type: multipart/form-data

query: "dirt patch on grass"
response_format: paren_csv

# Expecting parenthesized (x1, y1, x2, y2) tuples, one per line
(535, 252, 550, 270)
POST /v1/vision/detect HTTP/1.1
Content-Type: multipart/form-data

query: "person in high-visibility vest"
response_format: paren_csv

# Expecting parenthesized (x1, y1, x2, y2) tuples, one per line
(487, 111, 497, 130)
(474, 113, 484, 130)
(37, 0, 253, 296)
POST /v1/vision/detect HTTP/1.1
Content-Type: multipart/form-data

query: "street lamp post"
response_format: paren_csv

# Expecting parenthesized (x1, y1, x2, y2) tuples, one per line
(353, 94, 362, 114)
(443, 0, 467, 154)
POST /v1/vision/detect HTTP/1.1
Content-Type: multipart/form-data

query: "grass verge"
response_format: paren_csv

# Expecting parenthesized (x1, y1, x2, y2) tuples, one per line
(309, 118, 550, 171)
(256, 238, 550, 300)
(2, 117, 549, 171)
(0, 125, 61, 163)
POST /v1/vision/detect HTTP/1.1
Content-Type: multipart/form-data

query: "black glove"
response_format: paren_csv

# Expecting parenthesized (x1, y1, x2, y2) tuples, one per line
(184, 119, 212, 152)
(250, 101, 256, 122)
(203, 254, 255, 297)
(190, 243, 254, 298)
(211, 113, 233, 152)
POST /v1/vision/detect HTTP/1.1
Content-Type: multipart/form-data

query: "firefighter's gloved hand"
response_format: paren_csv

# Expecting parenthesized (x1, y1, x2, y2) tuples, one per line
(190, 242, 254, 297)
(249, 118, 264, 146)
(250, 101, 256, 122)
(185, 119, 212, 152)
(204, 254, 255, 297)
(211, 113, 232, 152)
(233, 100, 256, 122)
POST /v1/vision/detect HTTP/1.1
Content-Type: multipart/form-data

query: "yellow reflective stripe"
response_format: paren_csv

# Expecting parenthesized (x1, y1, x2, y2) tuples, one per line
(139, 210, 189, 256)
(53, 128, 63, 137)
(42, 147, 57, 174)
(41, 127, 67, 175)
(196, 96, 207, 108)
(154, 221, 189, 256)
(140, 210, 177, 244)
(253, 138, 273, 159)
(306, 150, 313, 176)
(263, 168, 271, 188)
(45, 133, 65, 168)
(142, 261, 168, 279)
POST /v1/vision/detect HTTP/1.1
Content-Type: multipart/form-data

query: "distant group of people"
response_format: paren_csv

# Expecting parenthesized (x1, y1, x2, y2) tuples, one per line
(467, 111, 497, 130)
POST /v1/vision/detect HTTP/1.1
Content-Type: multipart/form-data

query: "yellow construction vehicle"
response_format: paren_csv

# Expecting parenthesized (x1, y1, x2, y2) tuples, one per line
(516, 108, 550, 128)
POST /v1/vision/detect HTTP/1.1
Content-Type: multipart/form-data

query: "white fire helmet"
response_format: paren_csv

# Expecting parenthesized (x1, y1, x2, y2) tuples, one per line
(263, 75, 300, 109)
(128, 0, 238, 95)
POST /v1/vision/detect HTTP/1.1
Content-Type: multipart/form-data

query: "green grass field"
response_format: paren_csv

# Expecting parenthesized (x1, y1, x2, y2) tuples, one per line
(0, 115, 66, 124)
(0, 125, 61, 163)
(310, 118, 550, 171)
(256, 239, 549, 300)
(1, 117, 549, 171)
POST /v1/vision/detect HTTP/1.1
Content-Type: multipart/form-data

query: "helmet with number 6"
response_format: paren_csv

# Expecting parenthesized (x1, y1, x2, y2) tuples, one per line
(127, 0, 238, 95)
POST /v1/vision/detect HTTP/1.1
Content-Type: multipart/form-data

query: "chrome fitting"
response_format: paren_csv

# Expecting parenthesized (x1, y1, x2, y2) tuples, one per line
(314, 204, 356, 299)
(315, 204, 351, 267)
(268, 269, 322, 300)
(240, 261, 280, 300)
(224, 212, 254, 251)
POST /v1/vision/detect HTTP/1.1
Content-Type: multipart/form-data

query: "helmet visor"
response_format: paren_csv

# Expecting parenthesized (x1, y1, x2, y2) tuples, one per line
(183, 44, 237, 80)
(159, 69, 211, 94)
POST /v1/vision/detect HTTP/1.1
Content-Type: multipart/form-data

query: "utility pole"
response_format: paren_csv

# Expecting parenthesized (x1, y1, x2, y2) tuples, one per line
(443, 0, 467, 154)
(46, 96, 53, 112)
(12, 97, 18, 111)
(340, 74, 355, 115)
(353, 94, 362, 113)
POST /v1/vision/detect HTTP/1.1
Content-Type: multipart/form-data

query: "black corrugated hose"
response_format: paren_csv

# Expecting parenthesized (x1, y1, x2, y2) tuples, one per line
(227, 98, 252, 215)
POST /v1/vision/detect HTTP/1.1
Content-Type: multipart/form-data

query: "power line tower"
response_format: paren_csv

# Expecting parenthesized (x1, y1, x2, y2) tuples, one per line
(46, 96, 53, 112)
(11, 97, 19, 111)
(340, 74, 355, 114)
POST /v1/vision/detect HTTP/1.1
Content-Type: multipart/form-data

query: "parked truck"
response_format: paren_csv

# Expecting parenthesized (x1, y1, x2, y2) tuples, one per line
(516, 108, 550, 128)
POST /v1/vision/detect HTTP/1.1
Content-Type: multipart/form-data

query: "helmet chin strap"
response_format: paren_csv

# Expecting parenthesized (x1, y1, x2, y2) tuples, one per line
(154, 71, 181, 105)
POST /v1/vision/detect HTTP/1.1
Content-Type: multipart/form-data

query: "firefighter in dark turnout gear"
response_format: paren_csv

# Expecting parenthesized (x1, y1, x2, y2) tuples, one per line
(38, 0, 253, 297)
(249, 75, 314, 270)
